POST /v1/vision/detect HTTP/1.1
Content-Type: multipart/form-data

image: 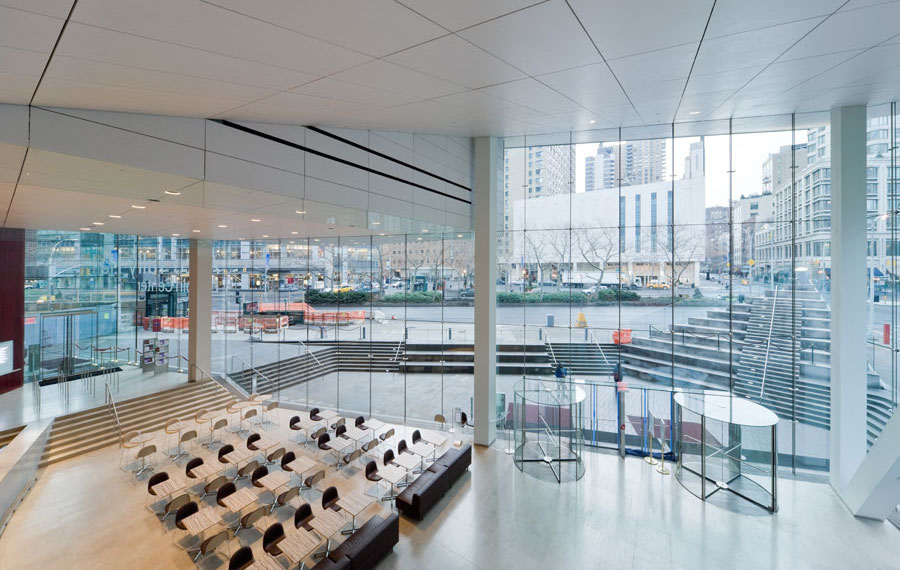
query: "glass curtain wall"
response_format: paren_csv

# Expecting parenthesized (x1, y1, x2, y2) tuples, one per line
(500, 112, 848, 474)
(214, 233, 475, 426)
(24, 230, 190, 383)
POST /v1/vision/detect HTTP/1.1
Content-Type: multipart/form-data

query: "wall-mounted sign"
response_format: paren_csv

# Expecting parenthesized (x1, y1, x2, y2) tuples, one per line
(0, 340, 13, 376)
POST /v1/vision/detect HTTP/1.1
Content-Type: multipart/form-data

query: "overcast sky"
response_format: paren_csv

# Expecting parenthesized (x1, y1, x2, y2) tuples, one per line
(574, 131, 796, 207)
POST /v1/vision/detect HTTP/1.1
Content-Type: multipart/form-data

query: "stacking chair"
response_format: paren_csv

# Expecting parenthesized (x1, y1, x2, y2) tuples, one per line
(228, 546, 254, 570)
(281, 451, 299, 484)
(133, 444, 157, 480)
(361, 438, 379, 462)
(234, 506, 266, 537)
(189, 529, 230, 564)
(460, 412, 474, 432)
(215, 482, 239, 530)
(411, 429, 422, 445)
(120, 430, 141, 471)
(234, 460, 260, 483)
(194, 408, 211, 434)
(162, 493, 191, 522)
(175, 430, 198, 461)
(185, 457, 205, 493)
(341, 448, 362, 475)
(397, 439, 414, 457)
(335, 424, 348, 440)
(217, 444, 236, 478)
(262, 522, 286, 559)
(309, 407, 323, 422)
(272, 485, 301, 513)
(261, 401, 279, 429)
(145, 471, 169, 511)
(200, 475, 227, 501)
(330, 416, 345, 431)
(364, 460, 385, 498)
(355, 416, 366, 428)
(289, 415, 304, 442)
(383, 449, 396, 467)
(293, 503, 315, 532)
(434, 413, 447, 431)
(301, 469, 325, 501)
(225, 400, 242, 433)
(163, 418, 180, 454)
(308, 427, 327, 448)
(266, 446, 285, 466)
(174, 501, 200, 547)
(321, 486, 341, 513)
(379, 427, 395, 447)
(240, 408, 258, 434)
(207, 418, 228, 448)
(251, 465, 269, 490)
(317, 432, 335, 464)
(247, 432, 263, 462)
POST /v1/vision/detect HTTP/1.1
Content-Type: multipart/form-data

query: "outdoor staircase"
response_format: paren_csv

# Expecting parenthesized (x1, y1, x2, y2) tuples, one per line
(548, 342, 620, 376)
(39, 380, 233, 467)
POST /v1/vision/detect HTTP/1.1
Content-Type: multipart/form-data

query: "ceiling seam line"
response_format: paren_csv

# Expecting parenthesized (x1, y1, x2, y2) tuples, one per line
(672, 0, 718, 121)
(29, 0, 78, 106)
(562, 0, 645, 126)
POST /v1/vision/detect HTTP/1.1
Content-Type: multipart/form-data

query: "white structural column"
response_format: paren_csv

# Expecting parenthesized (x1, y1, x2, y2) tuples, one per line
(829, 105, 868, 492)
(473, 136, 499, 446)
(188, 239, 212, 382)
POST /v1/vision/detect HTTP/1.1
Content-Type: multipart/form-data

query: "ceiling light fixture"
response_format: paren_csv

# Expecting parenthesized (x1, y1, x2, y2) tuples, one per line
(291, 231, 298, 235)
(80, 227, 91, 231)
(164, 190, 181, 196)
(108, 214, 122, 219)
(251, 218, 261, 222)
(92, 222, 104, 226)
(172, 233, 180, 237)
(296, 210, 306, 214)
(218, 224, 227, 228)
(688, 110, 701, 115)
(588, 119, 596, 124)
(371, 221, 380, 225)
(262, 234, 269, 238)
(131, 204, 146, 209)
(379, 233, 386, 236)
(192, 229, 200, 233)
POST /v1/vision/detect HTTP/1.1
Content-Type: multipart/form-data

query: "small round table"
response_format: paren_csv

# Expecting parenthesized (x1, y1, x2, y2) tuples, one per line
(674, 391, 778, 513)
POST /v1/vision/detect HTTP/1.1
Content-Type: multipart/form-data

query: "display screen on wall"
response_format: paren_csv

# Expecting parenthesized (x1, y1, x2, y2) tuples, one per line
(0, 340, 13, 375)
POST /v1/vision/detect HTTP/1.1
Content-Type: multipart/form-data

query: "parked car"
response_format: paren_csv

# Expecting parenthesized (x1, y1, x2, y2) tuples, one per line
(647, 280, 670, 289)
(459, 288, 475, 298)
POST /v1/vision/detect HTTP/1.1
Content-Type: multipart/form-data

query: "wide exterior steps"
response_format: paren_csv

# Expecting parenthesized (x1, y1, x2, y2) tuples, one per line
(549, 342, 620, 376)
(39, 381, 233, 468)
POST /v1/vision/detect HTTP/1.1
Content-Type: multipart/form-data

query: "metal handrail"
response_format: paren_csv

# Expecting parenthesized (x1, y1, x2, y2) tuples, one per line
(105, 382, 123, 447)
(588, 331, 611, 367)
(540, 328, 558, 364)
(230, 355, 280, 400)
(759, 286, 779, 398)
(298, 339, 323, 366)
(651, 324, 731, 350)
(392, 337, 405, 362)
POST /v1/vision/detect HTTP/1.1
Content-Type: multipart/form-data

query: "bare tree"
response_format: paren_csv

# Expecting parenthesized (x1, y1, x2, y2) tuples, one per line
(654, 225, 704, 285)
(574, 225, 618, 289)
(524, 231, 549, 299)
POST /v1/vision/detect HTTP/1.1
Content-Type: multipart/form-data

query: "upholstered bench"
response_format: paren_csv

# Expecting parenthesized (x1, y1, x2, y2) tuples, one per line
(395, 467, 449, 520)
(315, 512, 399, 570)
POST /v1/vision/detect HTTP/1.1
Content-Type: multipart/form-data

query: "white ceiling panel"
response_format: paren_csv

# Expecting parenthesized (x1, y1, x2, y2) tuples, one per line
(608, 44, 697, 88)
(458, 0, 602, 76)
(705, 0, 844, 38)
(385, 34, 526, 89)
(71, 0, 371, 76)
(328, 59, 466, 101)
(0, 5, 66, 52)
(693, 19, 825, 78)
(537, 63, 631, 111)
(291, 78, 421, 108)
(0, 0, 72, 19)
(479, 78, 586, 116)
(568, 0, 713, 60)
(202, 0, 446, 58)
(395, 0, 544, 32)
(782, 2, 900, 61)
(56, 23, 319, 91)
(221, 91, 386, 127)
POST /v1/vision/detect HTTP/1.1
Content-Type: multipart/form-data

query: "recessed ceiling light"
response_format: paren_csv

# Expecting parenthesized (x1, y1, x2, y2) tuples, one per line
(251, 218, 261, 222)
(172, 233, 180, 237)
(218, 224, 227, 228)
(588, 120, 596, 124)
(296, 210, 306, 214)
(291, 231, 298, 235)
(262, 235, 269, 238)
(192, 229, 200, 233)
(371, 221, 380, 225)
(80, 227, 91, 231)
(108, 214, 122, 219)
(379, 233, 386, 236)
(164, 190, 181, 196)
(25, 172, 29, 176)
(314, 239, 320, 242)
(131, 204, 146, 209)
(92, 221, 104, 226)
(457, 234, 463, 238)
(688, 110, 701, 115)
(422, 229, 429, 233)
(417, 237, 423, 240)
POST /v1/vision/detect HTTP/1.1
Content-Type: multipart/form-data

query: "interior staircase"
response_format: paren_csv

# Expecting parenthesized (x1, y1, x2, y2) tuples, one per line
(0, 426, 24, 452)
(38, 380, 233, 468)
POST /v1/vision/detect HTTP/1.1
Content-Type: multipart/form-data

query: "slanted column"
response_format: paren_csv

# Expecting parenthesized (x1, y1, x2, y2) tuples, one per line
(473, 136, 500, 446)
(829, 105, 867, 492)
(188, 239, 212, 381)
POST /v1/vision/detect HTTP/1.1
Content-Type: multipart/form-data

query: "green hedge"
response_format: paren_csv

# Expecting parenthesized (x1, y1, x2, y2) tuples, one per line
(381, 291, 444, 304)
(305, 289, 370, 305)
(495, 290, 640, 304)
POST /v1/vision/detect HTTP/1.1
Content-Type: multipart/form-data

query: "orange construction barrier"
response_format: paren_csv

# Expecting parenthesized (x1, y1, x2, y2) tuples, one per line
(612, 329, 632, 344)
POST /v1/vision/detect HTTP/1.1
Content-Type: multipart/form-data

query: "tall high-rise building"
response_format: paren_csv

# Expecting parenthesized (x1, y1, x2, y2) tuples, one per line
(622, 138, 667, 186)
(584, 145, 617, 191)
(502, 145, 576, 231)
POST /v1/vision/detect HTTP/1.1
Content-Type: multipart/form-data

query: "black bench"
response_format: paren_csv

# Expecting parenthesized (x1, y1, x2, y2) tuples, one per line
(313, 512, 399, 570)
(396, 444, 471, 520)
